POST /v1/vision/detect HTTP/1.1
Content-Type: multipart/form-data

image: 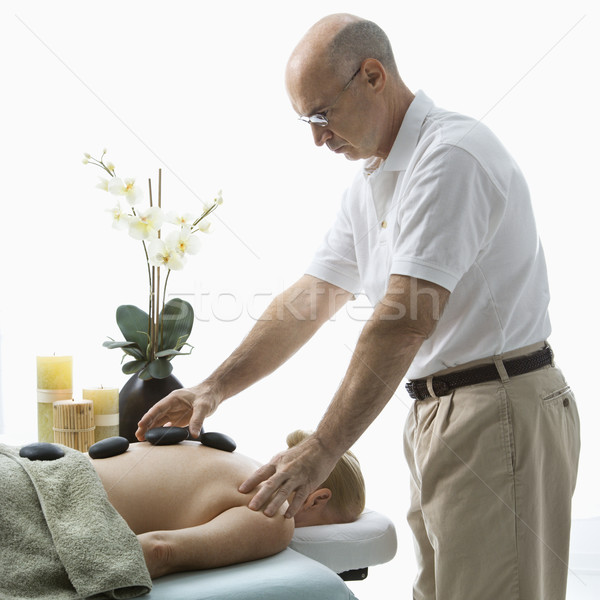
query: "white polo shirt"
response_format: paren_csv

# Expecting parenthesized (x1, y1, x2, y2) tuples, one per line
(306, 90, 552, 379)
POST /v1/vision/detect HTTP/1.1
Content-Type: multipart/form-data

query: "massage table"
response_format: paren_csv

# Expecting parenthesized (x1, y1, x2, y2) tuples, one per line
(0, 433, 397, 599)
(146, 509, 398, 599)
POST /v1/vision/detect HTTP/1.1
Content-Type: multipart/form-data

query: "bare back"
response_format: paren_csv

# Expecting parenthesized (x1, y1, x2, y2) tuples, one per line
(90, 441, 262, 534)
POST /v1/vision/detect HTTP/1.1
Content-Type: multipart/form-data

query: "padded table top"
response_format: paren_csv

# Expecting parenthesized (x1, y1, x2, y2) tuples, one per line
(146, 548, 358, 600)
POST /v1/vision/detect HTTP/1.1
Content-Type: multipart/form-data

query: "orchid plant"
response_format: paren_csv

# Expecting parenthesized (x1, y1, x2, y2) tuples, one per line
(84, 149, 222, 380)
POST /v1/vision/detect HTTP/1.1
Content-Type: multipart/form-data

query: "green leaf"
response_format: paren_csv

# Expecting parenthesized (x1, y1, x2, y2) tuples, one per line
(138, 365, 152, 380)
(104, 339, 145, 360)
(103, 340, 138, 350)
(121, 346, 146, 361)
(158, 299, 194, 352)
(116, 305, 151, 356)
(122, 360, 148, 375)
(148, 358, 174, 379)
(155, 348, 193, 358)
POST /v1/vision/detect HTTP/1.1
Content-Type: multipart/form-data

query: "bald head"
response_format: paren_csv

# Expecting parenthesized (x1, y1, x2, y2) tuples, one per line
(287, 14, 400, 89)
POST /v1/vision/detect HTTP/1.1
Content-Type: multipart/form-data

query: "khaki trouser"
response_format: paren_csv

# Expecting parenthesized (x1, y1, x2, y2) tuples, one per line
(403, 343, 581, 600)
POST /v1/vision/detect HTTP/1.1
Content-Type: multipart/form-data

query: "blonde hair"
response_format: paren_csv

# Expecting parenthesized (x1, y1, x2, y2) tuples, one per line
(287, 430, 366, 523)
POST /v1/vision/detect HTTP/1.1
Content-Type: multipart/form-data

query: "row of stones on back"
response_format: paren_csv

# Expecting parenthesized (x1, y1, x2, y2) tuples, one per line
(90, 427, 237, 458)
(19, 427, 237, 461)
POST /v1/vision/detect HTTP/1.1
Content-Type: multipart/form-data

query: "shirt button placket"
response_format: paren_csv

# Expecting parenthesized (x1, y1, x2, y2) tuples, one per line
(379, 217, 389, 245)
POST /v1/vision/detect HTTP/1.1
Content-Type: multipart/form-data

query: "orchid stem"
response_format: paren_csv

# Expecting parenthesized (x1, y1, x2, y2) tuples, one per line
(148, 178, 155, 361)
(155, 169, 162, 356)
(161, 269, 171, 349)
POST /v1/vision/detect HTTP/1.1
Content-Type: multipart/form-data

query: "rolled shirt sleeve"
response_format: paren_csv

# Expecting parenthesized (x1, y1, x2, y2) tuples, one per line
(305, 187, 363, 296)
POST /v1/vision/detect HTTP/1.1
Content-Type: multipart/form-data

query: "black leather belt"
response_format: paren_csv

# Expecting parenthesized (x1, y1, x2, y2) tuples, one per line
(405, 345, 554, 401)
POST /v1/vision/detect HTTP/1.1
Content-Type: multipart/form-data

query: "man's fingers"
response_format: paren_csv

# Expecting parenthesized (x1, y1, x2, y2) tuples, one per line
(240, 462, 311, 518)
(135, 389, 199, 440)
(137, 400, 168, 426)
(239, 442, 326, 518)
(248, 477, 287, 514)
(245, 475, 309, 518)
(188, 406, 208, 438)
(263, 487, 294, 518)
(285, 487, 310, 519)
(239, 464, 277, 496)
(135, 406, 171, 440)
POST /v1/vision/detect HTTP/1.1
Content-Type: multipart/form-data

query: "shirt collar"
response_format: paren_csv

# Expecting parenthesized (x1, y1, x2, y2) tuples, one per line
(380, 90, 434, 172)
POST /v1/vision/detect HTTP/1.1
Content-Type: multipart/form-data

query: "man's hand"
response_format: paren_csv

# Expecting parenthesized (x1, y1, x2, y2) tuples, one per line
(238, 435, 339, 519)
(135, 384, 221, 441)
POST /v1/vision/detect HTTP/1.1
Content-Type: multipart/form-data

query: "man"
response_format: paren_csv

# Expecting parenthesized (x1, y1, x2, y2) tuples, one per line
(137, 13, 580, 599)
(91, 431, 366, 579)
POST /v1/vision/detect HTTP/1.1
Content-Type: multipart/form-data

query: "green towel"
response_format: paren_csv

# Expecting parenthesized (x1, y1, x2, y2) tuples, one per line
(0, 443, 152, 599)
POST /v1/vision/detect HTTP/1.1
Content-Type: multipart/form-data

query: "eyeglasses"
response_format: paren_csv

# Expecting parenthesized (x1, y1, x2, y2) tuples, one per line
(298, 67, 361, 127)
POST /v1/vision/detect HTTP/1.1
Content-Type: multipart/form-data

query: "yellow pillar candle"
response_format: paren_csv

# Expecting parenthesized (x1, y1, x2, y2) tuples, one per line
(36, 355, 73, 443)
(82, 386, 119, 442)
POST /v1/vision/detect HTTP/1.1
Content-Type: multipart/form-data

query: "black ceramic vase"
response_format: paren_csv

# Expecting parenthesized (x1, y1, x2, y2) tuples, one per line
(119, 372, 183, 442)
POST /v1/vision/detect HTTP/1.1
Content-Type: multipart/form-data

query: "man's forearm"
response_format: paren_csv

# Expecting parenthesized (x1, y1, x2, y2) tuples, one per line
(202, 275, 352, 401)
(315, 276, 450, 459)
(314, 317, 424, 460)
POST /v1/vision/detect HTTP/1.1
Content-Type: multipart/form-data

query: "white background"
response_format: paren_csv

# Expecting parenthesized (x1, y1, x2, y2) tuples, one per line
(0, 0, 598, 597)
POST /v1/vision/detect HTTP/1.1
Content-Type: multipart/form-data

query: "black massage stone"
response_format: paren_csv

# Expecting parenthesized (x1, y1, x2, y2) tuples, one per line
(200, 431, 236, 453)
(19, 442, 65, 461)
(88, 436, 130, 459)
(146, 426, 189, 446)
(189, 426, 205, 439)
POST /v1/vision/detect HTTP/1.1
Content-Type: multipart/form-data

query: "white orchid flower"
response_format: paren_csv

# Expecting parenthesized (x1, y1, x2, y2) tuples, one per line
(196, 219, 213, 233)
(148, 239, 185, 271)
(166, 211, 198, 228)
(128, 206, 164, 240)
(96, 177, 110, 191)
(166, 228, 201, 256)
(107, 203, 130, 231)
(108, 177, 143, 206)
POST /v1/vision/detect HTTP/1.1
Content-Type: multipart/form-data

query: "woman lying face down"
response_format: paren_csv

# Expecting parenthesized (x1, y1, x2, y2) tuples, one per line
(89, 429, 366, 579)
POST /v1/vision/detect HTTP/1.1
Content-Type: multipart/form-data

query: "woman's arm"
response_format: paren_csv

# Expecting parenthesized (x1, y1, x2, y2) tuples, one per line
(138, 504, 295, 578)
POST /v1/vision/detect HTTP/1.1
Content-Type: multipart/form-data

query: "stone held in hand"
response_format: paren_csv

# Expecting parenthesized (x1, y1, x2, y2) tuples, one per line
(19, 442, 65, 461)
(186, 426, 205, 440)
(88, 436, 130, 459)
(200, 431, 237, 452)
(146, 426, 189, 446)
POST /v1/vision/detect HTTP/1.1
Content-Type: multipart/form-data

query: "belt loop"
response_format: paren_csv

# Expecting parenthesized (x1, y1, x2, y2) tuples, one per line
(547, 341, 555, 367)
(426, 376, 437, 399)
(494, 355, 510, 383)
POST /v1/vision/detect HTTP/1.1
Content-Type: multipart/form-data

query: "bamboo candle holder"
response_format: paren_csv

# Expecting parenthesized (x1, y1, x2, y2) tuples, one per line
(53, 399, 95, 452)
